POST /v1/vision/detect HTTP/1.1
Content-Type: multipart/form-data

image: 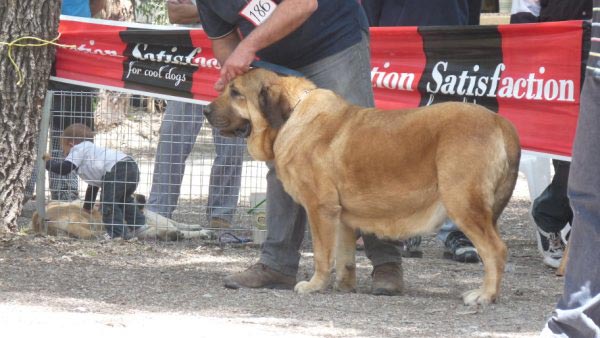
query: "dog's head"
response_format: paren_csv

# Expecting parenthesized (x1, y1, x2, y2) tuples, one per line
(204, 68, 316, 161)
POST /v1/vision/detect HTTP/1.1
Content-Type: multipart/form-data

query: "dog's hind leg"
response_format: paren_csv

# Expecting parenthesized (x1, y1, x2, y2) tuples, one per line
(448, 202, 507, 306)
(460, 222, 506, 306)
(294, 202, 341, 294)
(334, 222, 357, 293)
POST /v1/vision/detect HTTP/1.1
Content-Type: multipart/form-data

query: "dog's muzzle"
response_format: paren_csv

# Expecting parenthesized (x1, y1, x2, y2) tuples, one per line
(203, 106, 252, 138)
(233, 123, 252, 138)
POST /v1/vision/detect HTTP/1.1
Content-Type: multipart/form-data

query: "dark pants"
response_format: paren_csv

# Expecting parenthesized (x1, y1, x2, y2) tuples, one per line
(531, 160, 573, 233)
(101, 158, 145, 238)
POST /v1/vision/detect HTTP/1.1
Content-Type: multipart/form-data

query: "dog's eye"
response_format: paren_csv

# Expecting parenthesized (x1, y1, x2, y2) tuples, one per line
(230, 87, 242, 98)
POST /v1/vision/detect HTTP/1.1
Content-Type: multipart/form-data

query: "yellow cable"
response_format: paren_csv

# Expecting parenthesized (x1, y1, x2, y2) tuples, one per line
(0, 33, 76, 86)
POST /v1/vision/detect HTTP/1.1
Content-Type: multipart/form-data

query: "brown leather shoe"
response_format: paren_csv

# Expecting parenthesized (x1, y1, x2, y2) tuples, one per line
(371, 262, 404, 296)
(224, 263, 296, 290)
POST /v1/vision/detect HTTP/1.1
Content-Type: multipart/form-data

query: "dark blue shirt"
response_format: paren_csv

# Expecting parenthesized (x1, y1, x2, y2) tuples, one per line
(362, 0, 471, 27)
(196, 0, 369, 69)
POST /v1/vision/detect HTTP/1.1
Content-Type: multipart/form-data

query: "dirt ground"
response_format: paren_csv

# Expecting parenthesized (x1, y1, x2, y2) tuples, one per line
(0, 176, 563, 338)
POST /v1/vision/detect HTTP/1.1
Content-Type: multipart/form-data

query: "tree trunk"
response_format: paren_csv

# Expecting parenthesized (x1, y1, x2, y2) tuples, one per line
(93, 0, 136, 130)
(0, 0, 61, 232)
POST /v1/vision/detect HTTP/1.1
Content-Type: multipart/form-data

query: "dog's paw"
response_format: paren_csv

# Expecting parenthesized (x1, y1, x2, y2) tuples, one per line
(334, 276, 357, 293)
(333, 282, 356, 293)
(198, 229, 216, 240)
(294, 281, 324, 294)
(462, 288, 496, 306)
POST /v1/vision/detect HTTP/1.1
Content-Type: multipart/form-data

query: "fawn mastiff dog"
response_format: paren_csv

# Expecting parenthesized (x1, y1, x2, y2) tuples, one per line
(204, 69, 521, 305)
(31, 199, 213, 241)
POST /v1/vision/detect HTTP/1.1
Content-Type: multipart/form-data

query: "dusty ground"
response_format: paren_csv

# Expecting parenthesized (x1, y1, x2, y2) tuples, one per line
(0, 176, 564, 338)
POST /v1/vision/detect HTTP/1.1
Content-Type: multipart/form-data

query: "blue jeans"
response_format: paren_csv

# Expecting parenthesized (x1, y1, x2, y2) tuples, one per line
(147, 101, 246, 222)
(543, 57, 600, 335)
(258, 32, 404, 276)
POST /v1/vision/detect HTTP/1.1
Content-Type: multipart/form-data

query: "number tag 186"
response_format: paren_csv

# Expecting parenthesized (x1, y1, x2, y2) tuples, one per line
(240, 0, 277, 26)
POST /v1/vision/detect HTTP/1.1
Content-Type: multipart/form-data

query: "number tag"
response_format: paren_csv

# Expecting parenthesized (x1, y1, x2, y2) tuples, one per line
(240, 0, 277, 26)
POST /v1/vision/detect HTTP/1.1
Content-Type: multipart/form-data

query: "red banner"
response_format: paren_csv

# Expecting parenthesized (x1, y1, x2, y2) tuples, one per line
(53, 16, 586, 158)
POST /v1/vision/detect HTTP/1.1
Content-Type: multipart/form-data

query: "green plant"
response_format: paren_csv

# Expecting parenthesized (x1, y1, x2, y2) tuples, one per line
(135, 0, 168, 25)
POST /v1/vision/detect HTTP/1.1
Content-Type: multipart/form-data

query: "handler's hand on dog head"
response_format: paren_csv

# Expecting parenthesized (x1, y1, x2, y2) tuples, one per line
(42, 153, 52, 161)
(215, 43, 256, 92)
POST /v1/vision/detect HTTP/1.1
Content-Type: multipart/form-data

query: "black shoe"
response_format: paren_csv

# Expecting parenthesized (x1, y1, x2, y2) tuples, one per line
(444, 231, 479, 263)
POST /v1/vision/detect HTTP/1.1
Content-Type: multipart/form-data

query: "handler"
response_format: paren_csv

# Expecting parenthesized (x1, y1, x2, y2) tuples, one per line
(196, 0, 405, 295)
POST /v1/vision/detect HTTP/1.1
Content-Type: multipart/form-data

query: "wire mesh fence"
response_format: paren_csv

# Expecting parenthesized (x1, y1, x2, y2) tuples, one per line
(28, 89, 268, 243)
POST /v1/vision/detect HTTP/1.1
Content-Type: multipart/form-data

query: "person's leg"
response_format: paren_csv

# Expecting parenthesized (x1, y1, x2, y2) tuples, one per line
(147, 101, 203, 218)
(121, 161, 146, 227)
(543, 59, 600, 336)
(531, 159, 572, 268)
(532, 160, 573, 233)
(223, 159, 302, 289)
(101, 169, 126, 238)
(207, 129, 245, 226)
(118, 161, 146, 239)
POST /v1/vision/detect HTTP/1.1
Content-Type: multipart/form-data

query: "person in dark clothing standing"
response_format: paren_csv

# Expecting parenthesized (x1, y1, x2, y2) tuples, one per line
(511, 0, 592, 269)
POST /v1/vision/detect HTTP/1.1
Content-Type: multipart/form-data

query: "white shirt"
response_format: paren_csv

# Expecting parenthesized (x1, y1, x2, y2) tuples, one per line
(66, 141, 128, 186)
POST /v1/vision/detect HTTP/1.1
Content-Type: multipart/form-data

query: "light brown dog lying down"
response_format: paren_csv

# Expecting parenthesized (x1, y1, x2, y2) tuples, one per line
(204, 69, 521, 306)
(30, 200, 214, 241)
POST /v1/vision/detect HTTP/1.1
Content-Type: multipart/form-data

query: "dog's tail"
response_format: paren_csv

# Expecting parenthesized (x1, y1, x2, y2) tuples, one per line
(492, 117, 522, 224)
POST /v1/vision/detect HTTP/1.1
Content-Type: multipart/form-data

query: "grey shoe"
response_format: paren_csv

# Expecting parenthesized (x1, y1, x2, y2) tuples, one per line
(444, 231, 480, 263)
(401, 236, 423, 258)
(224, 263, 296, 290)
(371, 262, 404, 296)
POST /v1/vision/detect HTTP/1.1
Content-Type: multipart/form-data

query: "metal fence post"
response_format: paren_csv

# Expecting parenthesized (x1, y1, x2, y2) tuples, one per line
(35, 91, 53, 233)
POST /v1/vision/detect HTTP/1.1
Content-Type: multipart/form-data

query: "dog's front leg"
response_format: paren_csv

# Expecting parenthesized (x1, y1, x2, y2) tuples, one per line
(334, 222, 357, 293)
(294, 204, 340, 294)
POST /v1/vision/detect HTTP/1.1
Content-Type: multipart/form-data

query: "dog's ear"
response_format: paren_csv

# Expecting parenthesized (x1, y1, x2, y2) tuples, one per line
(259, 84, 291, 129)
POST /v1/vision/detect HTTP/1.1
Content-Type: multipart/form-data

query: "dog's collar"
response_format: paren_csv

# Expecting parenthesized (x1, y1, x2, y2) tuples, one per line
(291, 89, 314, 113)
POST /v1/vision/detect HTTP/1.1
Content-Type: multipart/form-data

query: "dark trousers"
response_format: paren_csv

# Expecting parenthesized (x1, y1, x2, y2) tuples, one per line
(531, 160, 573, 233)
(101, 158, 145, 238)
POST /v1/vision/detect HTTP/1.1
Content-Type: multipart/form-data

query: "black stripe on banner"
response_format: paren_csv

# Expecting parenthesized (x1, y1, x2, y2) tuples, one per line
(120, 28, 199, 98)
(416, 25, 503, 112)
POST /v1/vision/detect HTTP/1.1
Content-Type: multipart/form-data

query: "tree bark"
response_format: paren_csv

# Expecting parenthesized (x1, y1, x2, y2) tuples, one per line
(0, 0, 61, 232)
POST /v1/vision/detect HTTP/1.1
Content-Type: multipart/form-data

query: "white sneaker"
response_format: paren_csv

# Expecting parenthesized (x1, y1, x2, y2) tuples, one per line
(536, 228, 566, 269)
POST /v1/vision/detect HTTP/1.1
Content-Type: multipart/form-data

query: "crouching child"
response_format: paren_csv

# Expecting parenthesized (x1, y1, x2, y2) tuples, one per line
(43, 123, 146, 239)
